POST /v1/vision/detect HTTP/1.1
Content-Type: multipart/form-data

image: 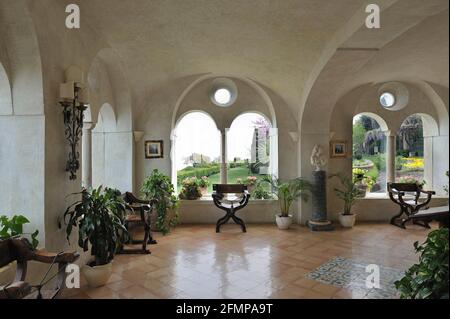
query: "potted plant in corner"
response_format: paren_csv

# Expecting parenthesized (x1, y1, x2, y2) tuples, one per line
(62, 186, 127, 288)
(198, 176, 210, 197)
(260, 175, 311, 230)
(330, 173, 360, 228)
(141, 169, 179, 234)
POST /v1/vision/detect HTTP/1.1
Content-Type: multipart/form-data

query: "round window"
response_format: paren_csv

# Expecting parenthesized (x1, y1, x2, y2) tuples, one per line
(213, 88, 232, 106)
(380, 92, 396, 108)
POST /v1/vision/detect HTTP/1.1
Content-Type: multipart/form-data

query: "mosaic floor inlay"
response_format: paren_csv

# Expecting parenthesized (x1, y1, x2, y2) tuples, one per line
(305, 257, 404, 299)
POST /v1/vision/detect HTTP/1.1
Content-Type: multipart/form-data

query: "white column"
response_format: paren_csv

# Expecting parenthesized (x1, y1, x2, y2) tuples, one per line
(385, 130, 396, 184)
(220, 129, 227, 184)
(82, 122, 94, 189)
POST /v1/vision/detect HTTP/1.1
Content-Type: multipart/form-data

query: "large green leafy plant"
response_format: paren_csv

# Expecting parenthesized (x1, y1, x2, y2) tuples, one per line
(330, 173, 360, 215)
(395, 228, 449, 299)
(63, 186, 127, 266)
(0, 215, 39, 249)
(260, 175, 311, 217)
(141, 169, 179, 234)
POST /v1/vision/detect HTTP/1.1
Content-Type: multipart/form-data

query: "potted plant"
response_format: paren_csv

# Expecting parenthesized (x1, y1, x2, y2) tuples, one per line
(141, 169, 179, 234)
(198, 176, 210, 196)
(330, 173, 360, 228)
(0, 215, 39, 284)
(252, 184, 272, 200)
(395, 228, 449, 299)
(237, 176, 258, 193)
(179, 177, 202, 200)
(260, 175, 311, 230)
(352, 168, 368, 198)
(62, 186, 127, 288)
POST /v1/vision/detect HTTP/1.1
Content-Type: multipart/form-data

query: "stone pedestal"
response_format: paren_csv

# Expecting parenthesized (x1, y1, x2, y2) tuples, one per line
(307, 170, 334, 231)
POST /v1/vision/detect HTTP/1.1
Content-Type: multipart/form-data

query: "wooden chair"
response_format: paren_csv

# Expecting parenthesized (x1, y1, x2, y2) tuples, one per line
(387, 182, 435, 229)
(118, 192, 157, 254)
(0, 237, 79, 299)
(212, 184, 250, 233)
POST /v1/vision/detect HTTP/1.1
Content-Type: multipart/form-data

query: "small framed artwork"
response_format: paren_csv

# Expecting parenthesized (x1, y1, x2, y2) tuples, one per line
(330, 140, 347, 158)
(145, 140, 164, 159)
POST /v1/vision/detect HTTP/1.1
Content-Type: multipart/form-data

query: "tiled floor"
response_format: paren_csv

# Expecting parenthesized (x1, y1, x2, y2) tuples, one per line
(67, 222, 434, 299)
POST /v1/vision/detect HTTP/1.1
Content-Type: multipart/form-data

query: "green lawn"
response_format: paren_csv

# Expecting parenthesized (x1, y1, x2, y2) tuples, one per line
(177, 166, 269, 193)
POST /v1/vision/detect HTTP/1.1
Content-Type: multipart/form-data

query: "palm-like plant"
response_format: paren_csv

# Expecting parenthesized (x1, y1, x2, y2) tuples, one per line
(330, 173, 360, 215)
(63, 186, 127, 266)
(260, 175, 311, 217)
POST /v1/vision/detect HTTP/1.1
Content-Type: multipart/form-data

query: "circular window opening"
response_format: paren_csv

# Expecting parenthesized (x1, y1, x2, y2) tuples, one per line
(380, 92, 396, 108)
(213, 88, 232, 106)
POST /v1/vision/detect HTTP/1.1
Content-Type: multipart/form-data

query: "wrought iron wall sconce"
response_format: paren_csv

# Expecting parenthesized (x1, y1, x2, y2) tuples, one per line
(59, 81, 89, 180)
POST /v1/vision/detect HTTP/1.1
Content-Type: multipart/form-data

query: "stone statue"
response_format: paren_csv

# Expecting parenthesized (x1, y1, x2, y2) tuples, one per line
(310, 144, 326, 171)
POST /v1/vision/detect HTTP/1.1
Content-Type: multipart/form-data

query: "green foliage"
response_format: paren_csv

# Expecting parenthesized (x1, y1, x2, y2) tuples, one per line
(395, 228, 449, 299)
(329, 173, 360, 215)
(352, 122, 366, 153)
(252, 185, 272, 200)
(0, 215, 39, 249)
(259, 175, 311, 217)
(177, 164, 221, 182)
(198, 176, 211, 188)
(141, 169, 179, 235)
(63, 186, 127, 266)
(179, 177, 202, 200)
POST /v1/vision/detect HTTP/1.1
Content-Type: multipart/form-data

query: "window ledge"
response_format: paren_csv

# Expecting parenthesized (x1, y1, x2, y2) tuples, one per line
(179, 197, 277, 205)
(356, 193, 449, 200)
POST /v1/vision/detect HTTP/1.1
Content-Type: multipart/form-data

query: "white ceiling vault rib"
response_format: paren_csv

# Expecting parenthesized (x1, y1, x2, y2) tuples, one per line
(340, 0, 449, 51)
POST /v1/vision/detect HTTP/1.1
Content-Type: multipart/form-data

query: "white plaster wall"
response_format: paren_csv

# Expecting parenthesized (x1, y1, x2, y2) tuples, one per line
(0, 116, 45, 243)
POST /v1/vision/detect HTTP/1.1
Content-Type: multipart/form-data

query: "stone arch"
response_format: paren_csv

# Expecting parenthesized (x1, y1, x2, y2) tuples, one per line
(87, 48, 132, 131)
(0, 0, 44, 115)
(354, 112, 389, 133)
(0, 62, 12, 115)
(171, 74, 277, 132)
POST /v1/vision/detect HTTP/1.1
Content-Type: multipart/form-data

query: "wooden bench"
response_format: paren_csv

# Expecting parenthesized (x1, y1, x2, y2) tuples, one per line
(118, 192, 157, 255)
(0, 238, 79, 299)
(410, 205, 449, 228)
(388, 182, 435, 228)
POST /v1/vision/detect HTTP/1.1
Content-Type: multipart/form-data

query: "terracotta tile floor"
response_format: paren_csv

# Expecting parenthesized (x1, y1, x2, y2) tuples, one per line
(67, 222, 434, 299)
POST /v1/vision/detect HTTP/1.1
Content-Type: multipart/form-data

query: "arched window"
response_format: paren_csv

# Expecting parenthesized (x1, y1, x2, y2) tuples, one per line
(174, 112, 221, 193)
(227, 113, 272, 188)
(395, 115, 425, 184)
(352, 114, 387, 194)
(92, 103, 118, 189)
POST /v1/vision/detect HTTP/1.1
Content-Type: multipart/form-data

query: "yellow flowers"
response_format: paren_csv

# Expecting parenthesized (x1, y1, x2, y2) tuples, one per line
(401, 157, 424, 170)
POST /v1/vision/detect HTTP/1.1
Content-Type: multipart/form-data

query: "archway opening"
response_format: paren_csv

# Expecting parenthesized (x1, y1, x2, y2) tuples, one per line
(352, 114, 387, 194)
(174, 111, 221, 194)
(227, 112, 272, 192)
(395, 114, 425, 185)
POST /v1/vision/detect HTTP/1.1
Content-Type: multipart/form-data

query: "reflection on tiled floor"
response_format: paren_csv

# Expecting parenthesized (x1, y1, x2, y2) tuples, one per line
(306, 257, 403, 299)
(65, 222, 434, 299)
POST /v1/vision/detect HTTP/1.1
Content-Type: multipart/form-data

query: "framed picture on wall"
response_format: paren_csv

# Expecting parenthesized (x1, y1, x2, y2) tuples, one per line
(145, 140, 164, 159)
(330, 140, 347, 158)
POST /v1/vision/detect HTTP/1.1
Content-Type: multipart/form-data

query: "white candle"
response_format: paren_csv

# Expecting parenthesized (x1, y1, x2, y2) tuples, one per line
(79, 87, 90, 104)
(60, 82, 74, 100)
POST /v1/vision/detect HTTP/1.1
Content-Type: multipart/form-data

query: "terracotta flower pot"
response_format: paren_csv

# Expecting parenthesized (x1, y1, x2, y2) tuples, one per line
(200, 187, 208, 196)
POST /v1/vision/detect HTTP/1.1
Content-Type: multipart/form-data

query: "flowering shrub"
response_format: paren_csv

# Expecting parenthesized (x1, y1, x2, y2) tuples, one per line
(236, 176, 258, 187)
(352, 168, 375, 191)
(198, 176, 210, 189)
(179, 177, 202, 200)
(397, 176, 426, 187)
(402, 157, 424, 170)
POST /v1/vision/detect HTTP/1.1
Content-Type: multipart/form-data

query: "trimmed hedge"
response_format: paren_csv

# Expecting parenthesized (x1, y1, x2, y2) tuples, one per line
(177, 164, 220, 182)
